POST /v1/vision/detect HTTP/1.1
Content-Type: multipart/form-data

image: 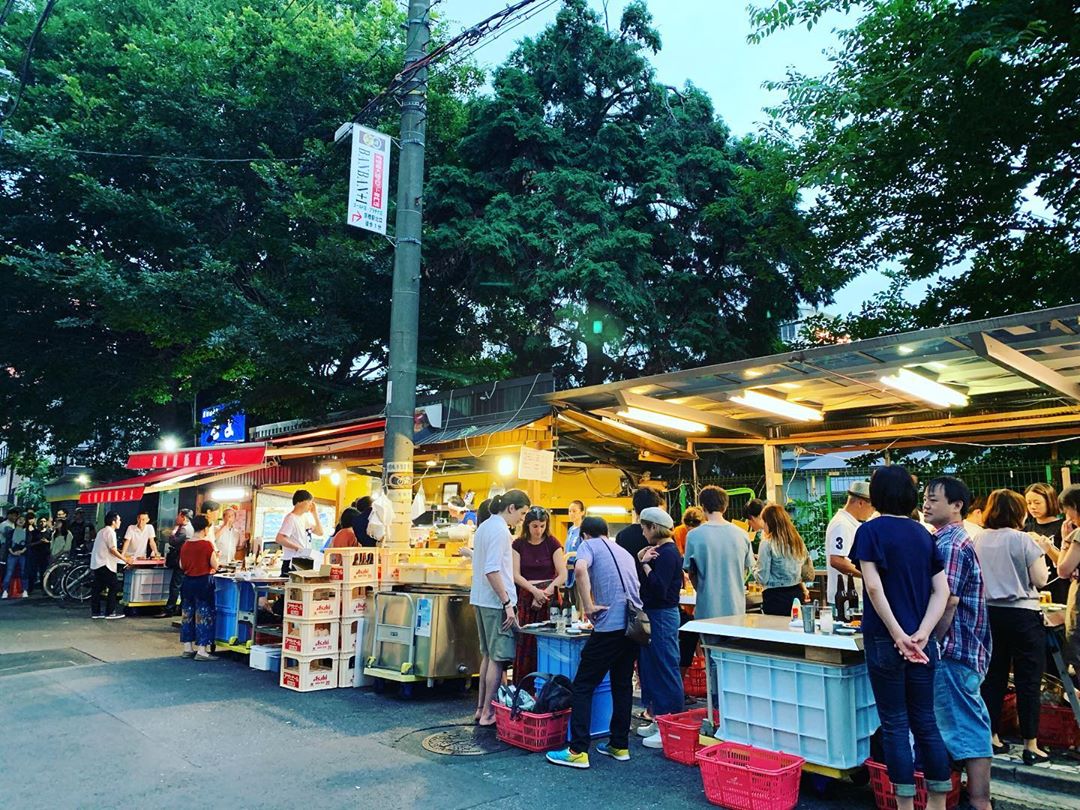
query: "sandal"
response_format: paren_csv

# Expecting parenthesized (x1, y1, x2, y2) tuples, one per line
(194, 654, 219, 662)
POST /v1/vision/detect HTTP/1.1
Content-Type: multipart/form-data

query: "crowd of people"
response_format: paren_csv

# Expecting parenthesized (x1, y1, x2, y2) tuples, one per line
(4, 468, 1078, 802)
(452, 471, 1080, 809)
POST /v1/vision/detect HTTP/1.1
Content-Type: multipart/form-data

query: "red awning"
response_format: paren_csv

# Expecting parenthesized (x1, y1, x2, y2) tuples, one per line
(79, 466, 220, 504)
(127, 443, 266, 470)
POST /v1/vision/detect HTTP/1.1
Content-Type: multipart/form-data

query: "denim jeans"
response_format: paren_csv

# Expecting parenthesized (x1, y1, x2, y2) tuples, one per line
(639, 606, 685, 717)
(3, 554, 26, 591)
(865, 635, 952, 797)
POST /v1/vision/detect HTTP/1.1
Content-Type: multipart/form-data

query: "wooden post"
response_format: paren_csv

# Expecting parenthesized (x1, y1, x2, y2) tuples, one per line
(764, 445, 785, 504)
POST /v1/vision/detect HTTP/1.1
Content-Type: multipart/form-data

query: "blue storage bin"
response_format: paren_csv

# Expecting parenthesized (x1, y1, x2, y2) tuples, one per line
(215, 608, 238, 642)
(237, 580, 257, 612)
(214, 576, 239, 611)
(536, 635, 608, 687)
(533, 678, 612, 740)
(710, 648, 878, 770)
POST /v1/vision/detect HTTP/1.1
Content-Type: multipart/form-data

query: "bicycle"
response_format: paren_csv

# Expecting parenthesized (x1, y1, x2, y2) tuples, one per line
(61, 561, 95, 603)
(42, 551, 81, 599)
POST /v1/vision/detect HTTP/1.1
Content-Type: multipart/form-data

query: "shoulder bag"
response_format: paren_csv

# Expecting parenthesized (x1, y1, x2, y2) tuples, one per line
(595, 539, 651, 646)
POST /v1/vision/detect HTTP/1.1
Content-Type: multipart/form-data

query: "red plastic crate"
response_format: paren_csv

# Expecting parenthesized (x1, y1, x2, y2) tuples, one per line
(866, 759, 962, 810)
(491, 701, 571, 752)
(657, 708, 719, 766)
(684, 655, 708, 698)
(1000, 691, 1018, 735)
(696, 742, 804, 810)
(1039, 704, 1080, 748)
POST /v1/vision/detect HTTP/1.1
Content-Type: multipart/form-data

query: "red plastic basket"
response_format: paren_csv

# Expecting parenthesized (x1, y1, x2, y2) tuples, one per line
(491, 701, 571, 752)
(866, 759, 962, 810)
(1000, 691, 1018, 735)
(696, 742, 804, 810)
(657, 708, 719, 766)
(1039, 704, 1080, 748)
(683, 654, 708, 698)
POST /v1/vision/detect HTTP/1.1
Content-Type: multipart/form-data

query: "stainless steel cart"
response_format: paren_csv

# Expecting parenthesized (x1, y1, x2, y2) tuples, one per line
(364, 586, 481, 688)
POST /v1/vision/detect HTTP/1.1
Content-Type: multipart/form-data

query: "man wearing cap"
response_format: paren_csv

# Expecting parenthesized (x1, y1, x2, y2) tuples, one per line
(826, 482, 875, 604)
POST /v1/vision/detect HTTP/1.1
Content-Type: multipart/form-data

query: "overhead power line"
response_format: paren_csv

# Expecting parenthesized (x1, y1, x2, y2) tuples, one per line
(349, 0, 556, 125)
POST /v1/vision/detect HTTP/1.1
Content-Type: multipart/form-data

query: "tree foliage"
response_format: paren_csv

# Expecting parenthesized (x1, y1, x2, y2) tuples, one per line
(0, 0, 825, 465)
(753, 0, 1079, 330)
(427, 0, 830, 386)
(0, 0, 479, 463)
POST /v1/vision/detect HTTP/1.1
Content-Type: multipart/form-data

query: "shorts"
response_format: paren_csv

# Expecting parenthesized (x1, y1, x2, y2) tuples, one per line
(475, 605, 516, 663)
(934, 657, 993, 761)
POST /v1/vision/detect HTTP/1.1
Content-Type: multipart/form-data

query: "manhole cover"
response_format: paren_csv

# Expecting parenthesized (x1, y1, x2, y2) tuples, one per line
(421, 727, 509, 756)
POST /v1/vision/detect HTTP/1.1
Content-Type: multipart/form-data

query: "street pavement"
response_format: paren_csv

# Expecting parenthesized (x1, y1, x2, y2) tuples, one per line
(0, 597, 879, 809)
(0, 598, 922, 809)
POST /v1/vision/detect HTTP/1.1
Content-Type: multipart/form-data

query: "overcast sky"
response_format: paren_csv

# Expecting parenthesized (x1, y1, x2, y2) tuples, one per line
(434, 0, 916, 318)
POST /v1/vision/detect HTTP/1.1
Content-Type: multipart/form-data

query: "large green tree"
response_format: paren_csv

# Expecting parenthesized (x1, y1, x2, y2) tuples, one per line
(426, 0, 830, 386)
(0, 0, 479, 463)
(752, 0, 1078, 335)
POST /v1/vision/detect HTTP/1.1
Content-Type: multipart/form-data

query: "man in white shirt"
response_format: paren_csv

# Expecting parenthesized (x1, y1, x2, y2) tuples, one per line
(826, 482, 875, 603)
(469, 490, 531, 727)
(216, 507, 242, 564)
(275, 490, 323, 576)
(121, 510, 159, 559)
(91, 511, 132, 619)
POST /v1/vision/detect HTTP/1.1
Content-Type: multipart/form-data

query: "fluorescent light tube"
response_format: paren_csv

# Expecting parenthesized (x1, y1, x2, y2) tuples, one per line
(880, 368, 968, 408)
(729, 390, 824, 422)
(615, 407, 708, 434)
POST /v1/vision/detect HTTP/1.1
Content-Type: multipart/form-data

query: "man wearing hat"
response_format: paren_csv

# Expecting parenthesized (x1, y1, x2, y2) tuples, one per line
(826, 481, 875, 604)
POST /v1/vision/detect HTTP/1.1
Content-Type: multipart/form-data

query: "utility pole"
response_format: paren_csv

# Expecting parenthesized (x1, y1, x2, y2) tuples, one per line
(381, 0, 430, 545)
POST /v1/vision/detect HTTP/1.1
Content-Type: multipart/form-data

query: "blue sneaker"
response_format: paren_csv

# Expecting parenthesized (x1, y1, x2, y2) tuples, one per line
(546, 747, 590, 769)
(596, 742, 630, 761)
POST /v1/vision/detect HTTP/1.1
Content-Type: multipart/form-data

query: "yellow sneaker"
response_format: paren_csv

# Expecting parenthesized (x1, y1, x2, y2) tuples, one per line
(596, 742, 630, 761)
(545, 748, 590, 769)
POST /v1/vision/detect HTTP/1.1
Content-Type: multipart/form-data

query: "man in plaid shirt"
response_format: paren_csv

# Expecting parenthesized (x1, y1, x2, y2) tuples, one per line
(924, 476, 993, 810)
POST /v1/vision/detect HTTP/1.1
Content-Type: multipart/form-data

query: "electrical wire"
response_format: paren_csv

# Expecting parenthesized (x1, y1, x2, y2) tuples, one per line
(2, 0, 58, 122)
(349, 0, 554, 125)
(11, 143, 306, 163)
(461, 373, 544, 459)
(432, 0, 559, 76)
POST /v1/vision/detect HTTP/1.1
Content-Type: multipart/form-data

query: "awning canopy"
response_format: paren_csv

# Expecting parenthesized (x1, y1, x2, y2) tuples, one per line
(548, 304, 1080, 454)
(127, 442, 267, 470)
(79, 466, 210, 504)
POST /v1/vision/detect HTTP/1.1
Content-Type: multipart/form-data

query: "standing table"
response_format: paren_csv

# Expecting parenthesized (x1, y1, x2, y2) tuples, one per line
(681, 613, 875, 778)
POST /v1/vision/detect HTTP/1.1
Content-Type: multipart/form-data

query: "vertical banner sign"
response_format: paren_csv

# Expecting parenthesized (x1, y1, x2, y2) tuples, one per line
(347, 125, 391, 234)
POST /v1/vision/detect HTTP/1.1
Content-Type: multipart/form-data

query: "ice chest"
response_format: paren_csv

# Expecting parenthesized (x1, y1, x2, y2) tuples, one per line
(283, 618, 340, 655)
(284, 582, 341, 620)
(249, 644, 282, 672)
(710, 648, 878, 770)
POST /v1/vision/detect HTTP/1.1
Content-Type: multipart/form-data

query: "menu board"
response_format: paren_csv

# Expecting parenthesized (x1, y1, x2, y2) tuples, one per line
(253, 489, 335, 549)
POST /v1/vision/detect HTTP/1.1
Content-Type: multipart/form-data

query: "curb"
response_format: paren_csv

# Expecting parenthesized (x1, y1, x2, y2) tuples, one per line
(991, 757, 1080, 794)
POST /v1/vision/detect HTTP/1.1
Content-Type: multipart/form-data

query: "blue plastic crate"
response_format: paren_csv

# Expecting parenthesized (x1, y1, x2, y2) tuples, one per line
(532, 678, 612, 740)
(214, 608, 251, 643)
(536, 635, 608, 687)
(237, 580, 257, 612)
(710, 648, 878, 770)
(214, 576, 239, 611)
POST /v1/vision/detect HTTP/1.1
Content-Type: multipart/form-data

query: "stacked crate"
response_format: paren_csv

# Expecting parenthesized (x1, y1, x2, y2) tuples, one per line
(279, 572, 342, 692)
(325, 548, 378, 687)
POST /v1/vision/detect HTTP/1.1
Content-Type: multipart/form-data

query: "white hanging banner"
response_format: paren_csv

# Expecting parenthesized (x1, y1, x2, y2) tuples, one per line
(347, 125, 391, 234)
